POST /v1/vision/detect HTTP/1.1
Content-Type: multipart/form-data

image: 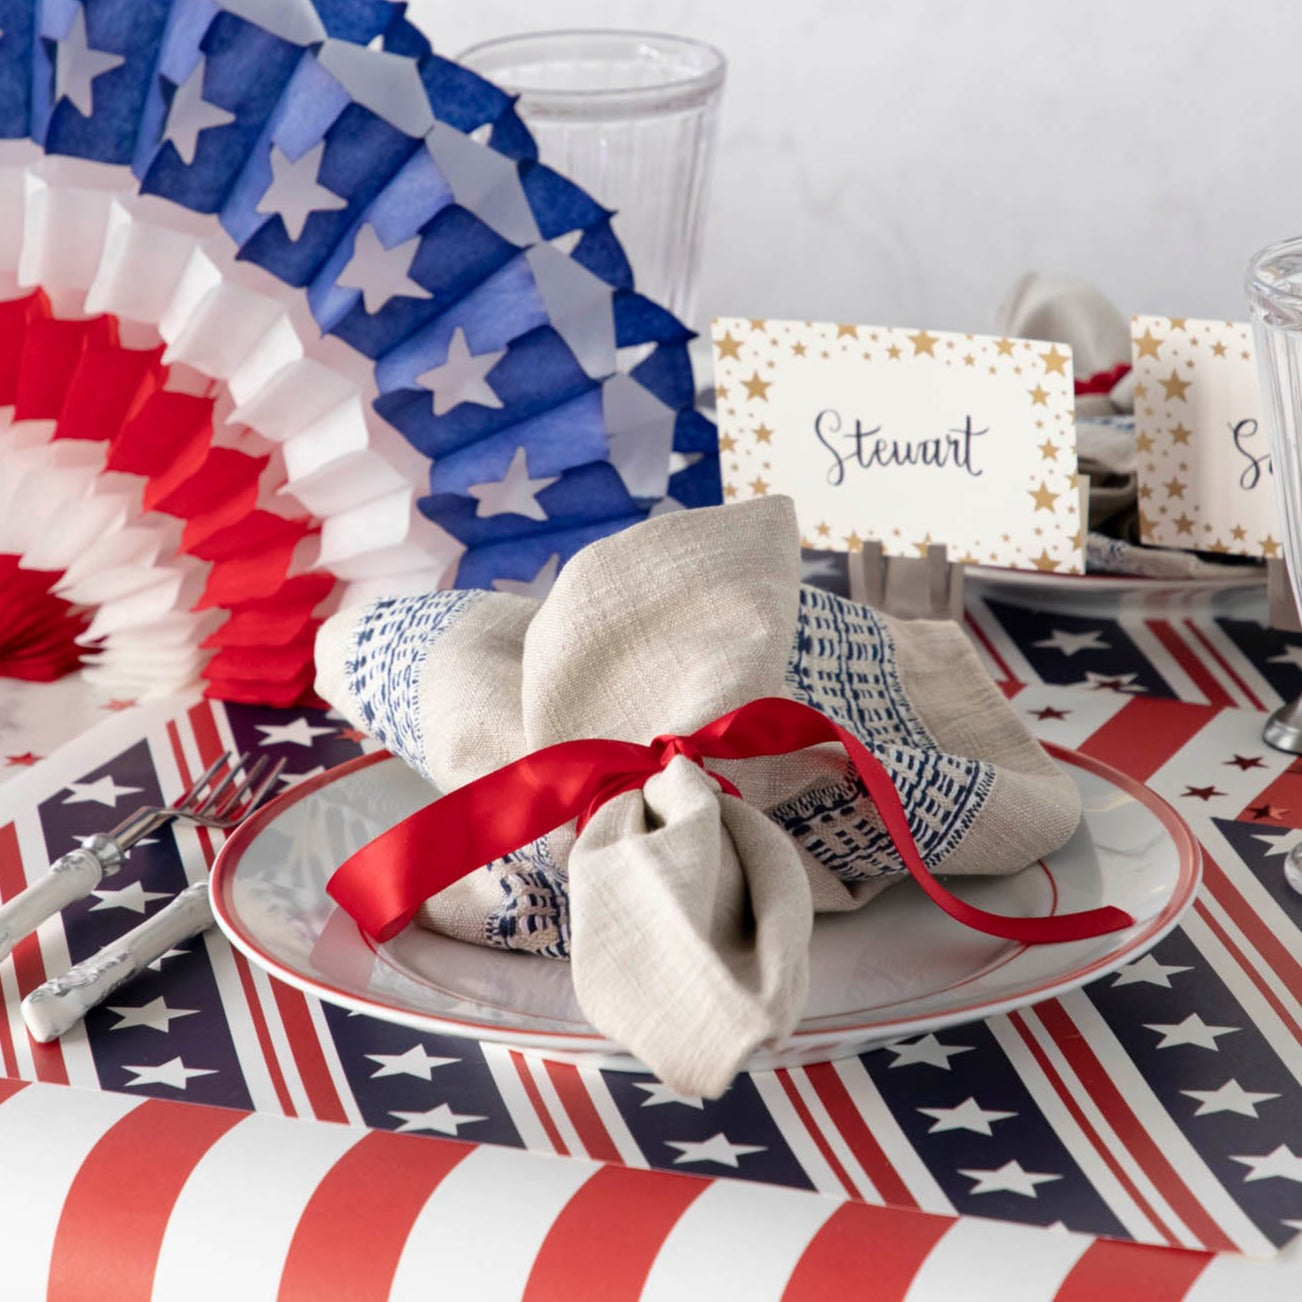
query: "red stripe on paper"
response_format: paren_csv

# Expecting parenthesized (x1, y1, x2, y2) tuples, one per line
(277, 1130, 470, 1302)
(523, 1164, 704, 1301)
(1077, 697, 1217, 783)
(1194, 854, 1302, 1047)
(511, 1050, 569, 1156)
(542, 1060, 621, 1163)
(803, 1062, 918, 1207)
(782, 1202, 951, 1301)
(775, 1067, 865, 1201)
(1008, 1010, 1177, 1244)
(267, 979, 347, 1124)
(1145, 620, 1234, 708)
(1053, 1238, 1211, 1301)
(47, 1098, 244, 1302)
(1181, 620, 1265, 711)
(0, 821, 68, 1084)
(1031, 1001, 1237, 1253)
(0, 1076, 27, 1103)
(228, 946, 297, 1116)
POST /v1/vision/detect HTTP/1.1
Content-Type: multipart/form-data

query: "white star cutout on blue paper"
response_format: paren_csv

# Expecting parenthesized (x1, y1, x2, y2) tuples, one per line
(122, 1056, 216, 1090)
(1111, 954, 1193, 988)
(1253, 828, 1302, 858)
(467, 446, 558, 521)
(1231, 1145, 1302, 1184)
(1182, 1080, 1280, 1118)
(391, 1102, 486, 1135)
(337, 224, 432, 314)
(1145, 1013, 1239, 1051)
(108, 997, 198, 1033)
(366, 1044, 459, 1080)
(62, 775, 143, 807)
(256, 141, 347, 241)
(417, 326, 506, 417)
(54, 6, 124, 117)
(917, 1097, 1017, 1136)
(886, 1034, 975, 1070)
(633, 1081, 707, 1109)
(958, 1159, 1062, 1198)
(90, 882, 171, 914)
(161, 56, 235, 164)
(666, 1132, 765, 1168)
(1033, 628, 1111, 657)
(276, 765, 327, 790)
(1268, 645, 1302, 671)
(255, 718, 336, 748)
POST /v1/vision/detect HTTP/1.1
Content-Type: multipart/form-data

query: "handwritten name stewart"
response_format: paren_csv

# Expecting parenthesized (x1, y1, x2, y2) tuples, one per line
(814, 411, 987, 486)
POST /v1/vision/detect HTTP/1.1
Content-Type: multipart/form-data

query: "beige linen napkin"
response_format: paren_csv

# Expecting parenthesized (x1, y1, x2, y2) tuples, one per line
(316, 497, 1080, 1096)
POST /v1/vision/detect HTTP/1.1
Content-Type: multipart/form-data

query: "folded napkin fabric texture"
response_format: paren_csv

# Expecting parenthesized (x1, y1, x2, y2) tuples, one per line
(316, 497, 1081, 1095)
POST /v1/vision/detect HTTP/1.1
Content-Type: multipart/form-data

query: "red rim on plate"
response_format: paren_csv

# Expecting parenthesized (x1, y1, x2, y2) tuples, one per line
(209, 742, 1202, 1055)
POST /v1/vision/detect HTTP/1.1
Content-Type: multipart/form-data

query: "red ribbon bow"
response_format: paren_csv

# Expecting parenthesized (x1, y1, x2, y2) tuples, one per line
(327, 696, 1134, 945)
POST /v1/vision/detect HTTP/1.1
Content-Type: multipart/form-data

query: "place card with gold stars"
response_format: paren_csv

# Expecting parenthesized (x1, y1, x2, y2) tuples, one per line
(710, 318, 1083, 573)
(1131, 315, 1280, 558)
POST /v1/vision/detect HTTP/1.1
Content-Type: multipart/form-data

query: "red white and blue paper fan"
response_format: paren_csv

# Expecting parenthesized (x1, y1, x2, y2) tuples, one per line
(0, 0, 720, 704)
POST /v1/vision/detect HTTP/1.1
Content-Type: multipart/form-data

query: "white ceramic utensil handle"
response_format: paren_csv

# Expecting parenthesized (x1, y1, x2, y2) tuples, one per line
(0, 834, 122, 963)
(20, 882, 213, 1043)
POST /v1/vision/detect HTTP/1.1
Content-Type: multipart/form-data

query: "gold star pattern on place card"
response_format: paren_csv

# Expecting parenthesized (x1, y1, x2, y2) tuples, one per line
(709, 317, 1081, 573)
(1029, 480, 1058, 511)
(1133, 327, 1163, 359)
(1160, 370, 1192, 401)
(1040, 346, 1069, 375)
(1131, 314, 1278, 559)
(715, 330, 743, 360)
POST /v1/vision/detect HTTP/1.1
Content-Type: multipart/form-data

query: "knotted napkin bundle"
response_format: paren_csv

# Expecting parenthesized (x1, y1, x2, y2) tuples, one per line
(315, 497, 1093, 1096)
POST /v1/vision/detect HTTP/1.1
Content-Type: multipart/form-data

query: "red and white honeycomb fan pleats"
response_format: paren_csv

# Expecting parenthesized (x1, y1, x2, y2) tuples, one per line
(0, 289, 331, 705)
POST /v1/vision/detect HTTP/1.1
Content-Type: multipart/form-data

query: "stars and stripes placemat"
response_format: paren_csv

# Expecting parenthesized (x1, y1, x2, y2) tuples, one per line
(0, 581, 1300, 1276)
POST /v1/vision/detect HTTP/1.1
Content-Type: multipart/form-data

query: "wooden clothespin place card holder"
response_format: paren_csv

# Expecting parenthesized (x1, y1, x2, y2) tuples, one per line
(711, 316, 1084, 619)
(850, 540, 964, 621)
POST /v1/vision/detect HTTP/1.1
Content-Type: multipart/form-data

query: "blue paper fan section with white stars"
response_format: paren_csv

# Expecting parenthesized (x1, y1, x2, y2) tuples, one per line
(0, 0, 719, 610)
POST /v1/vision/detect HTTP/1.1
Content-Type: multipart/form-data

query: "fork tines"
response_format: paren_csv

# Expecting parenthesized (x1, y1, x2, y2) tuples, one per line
(192, 752, 286, 827)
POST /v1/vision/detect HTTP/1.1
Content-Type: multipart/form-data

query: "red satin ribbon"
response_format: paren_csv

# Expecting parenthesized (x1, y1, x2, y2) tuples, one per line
(327, 696, 1135, 945)
(1075, 362, 1131, 397)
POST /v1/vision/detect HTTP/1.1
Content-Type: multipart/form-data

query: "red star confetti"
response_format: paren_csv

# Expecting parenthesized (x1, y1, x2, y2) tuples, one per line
(101, 699, 138, 712)
(1182, 785, 1224, 802)
(1029, 706, 1070, 721)
(4, 752, 40, 767)
(1224, 754, 1265, 771)
(1246, 802, 1289, 822)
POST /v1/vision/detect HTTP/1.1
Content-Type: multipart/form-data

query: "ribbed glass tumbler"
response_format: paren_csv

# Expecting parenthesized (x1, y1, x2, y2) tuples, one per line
(459, 30, 726, 331)
(1246, 237, 1302, 894)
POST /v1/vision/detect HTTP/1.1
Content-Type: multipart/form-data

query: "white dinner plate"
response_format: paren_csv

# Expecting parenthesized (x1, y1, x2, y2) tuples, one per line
(210, 745, 1201, 1074)
(967, 564, 1265, 597)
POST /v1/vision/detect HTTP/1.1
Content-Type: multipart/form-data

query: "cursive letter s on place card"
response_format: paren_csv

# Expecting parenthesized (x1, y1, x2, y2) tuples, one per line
(1132, 315, 1282, 558)
(711, 319, 1083, 573)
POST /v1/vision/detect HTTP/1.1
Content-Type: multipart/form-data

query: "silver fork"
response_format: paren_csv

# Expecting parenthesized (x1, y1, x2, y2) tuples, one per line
(0, 751, 280, 963)
(19, 752, 286, 1043)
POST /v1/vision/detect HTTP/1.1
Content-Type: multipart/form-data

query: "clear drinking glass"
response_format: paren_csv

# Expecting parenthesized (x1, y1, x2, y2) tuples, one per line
(458, 30, 726, 329)
(1245, 237, 1302, 895)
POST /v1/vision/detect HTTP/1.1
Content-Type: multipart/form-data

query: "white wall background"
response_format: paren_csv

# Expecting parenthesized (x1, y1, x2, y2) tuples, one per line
(411, 0, 1300, 338)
